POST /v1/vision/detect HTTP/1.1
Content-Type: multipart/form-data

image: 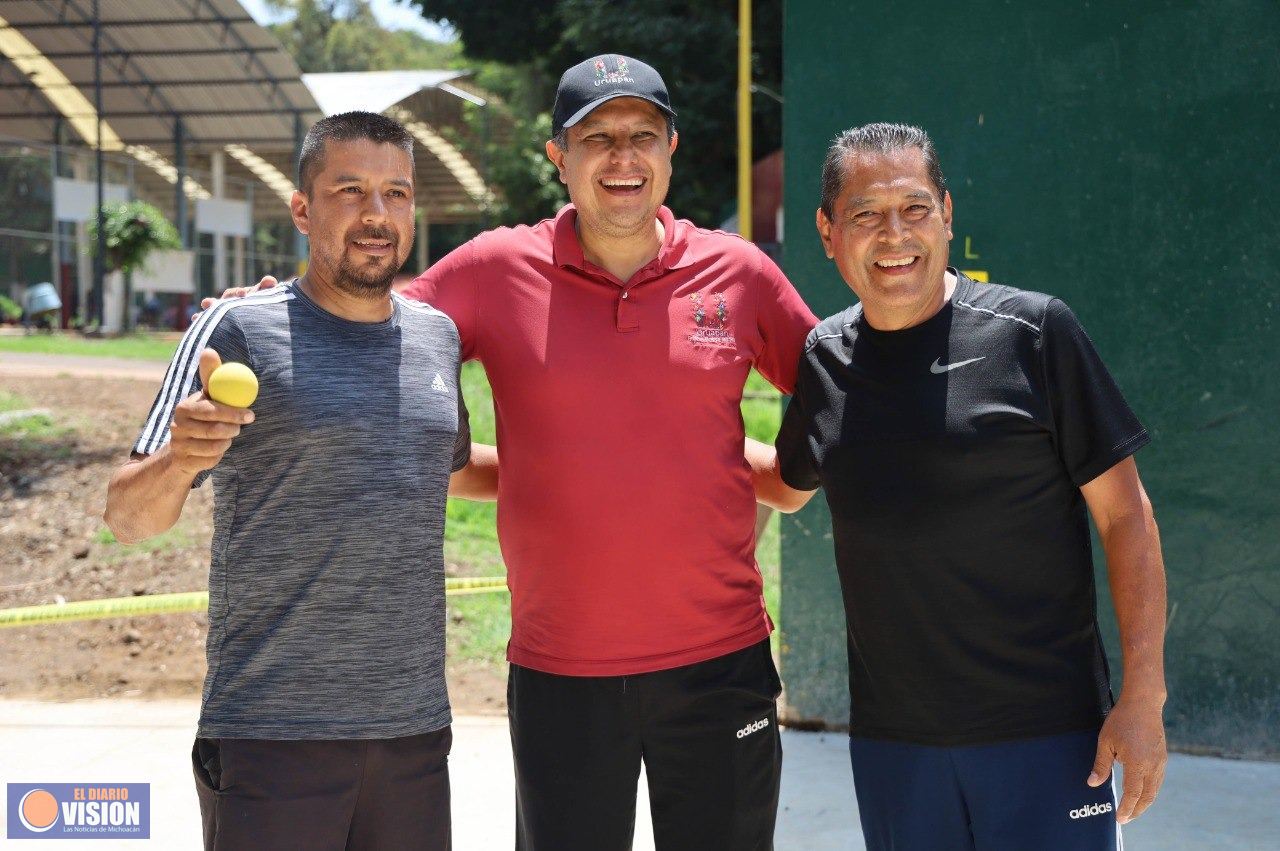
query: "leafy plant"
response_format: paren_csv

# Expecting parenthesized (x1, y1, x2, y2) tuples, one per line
(87, 201, 181, 276)
(0, 294, 21, 322)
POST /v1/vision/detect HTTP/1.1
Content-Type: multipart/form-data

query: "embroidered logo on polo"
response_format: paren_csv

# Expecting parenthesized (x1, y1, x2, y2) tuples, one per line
(593, 56, 634, 87)
(688, 292, 735, 348)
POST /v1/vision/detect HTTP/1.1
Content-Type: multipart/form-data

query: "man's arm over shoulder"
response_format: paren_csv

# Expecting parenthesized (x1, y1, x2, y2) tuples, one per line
(751, 249, 819, 394)
(755, 344, 822, 512)
(449, 443, 498, 501)
(445, 376, 497, 501)
(746, 436, 816, 513)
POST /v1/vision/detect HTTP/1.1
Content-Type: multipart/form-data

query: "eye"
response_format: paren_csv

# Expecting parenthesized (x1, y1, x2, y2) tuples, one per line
(388, 189, 408, 198)
(341, 185, 362, 194)
(851, 211, 880, 224)
(905, 203, 931, 218)
(633, 131, 657, 142)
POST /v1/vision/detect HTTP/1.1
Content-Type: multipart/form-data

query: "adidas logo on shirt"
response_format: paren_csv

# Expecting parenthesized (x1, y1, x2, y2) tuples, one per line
(736, 717, 770, 739)
(1068, 802, 1113, 819)
(431, 373, 449, 393)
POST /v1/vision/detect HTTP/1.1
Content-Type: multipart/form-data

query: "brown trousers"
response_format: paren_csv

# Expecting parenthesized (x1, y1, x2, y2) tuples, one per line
(192, 727, 451, 851)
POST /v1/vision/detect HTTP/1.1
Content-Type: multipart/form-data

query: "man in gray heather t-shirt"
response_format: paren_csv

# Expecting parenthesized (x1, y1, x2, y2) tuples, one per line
(104, 112, 496, 851)
(133, 279, 469, 739)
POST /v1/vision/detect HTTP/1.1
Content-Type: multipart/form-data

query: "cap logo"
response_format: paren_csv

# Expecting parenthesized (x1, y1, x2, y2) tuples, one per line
(594, 55, 635, 87)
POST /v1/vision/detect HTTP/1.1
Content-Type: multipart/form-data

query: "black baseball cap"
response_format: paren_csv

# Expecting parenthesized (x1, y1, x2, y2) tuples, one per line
(551, 54, 676, 137)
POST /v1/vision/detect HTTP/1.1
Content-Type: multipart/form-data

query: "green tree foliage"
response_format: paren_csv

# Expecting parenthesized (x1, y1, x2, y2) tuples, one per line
(263, 0, 567, 227)
(262, 1, 779, 228)
(454, 106, 567, 228)
(264, 0, 460, 72)
(88, 201, 181, 275)
(412, 0, 782, 227)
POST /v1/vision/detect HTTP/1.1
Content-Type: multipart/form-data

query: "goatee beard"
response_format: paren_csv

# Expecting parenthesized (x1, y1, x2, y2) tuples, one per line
(332, 225, 401, 295)
(333, 257, 397, 296)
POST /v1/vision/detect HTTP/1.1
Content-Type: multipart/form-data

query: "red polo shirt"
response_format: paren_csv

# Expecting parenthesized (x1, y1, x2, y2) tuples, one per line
(405, 205, 817, 675)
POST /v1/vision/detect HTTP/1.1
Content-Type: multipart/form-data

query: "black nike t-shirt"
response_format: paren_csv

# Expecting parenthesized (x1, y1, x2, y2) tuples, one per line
(777, 271, 1149, 746)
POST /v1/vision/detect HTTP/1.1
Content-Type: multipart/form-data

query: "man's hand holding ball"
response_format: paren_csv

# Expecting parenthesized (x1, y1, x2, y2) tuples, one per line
(168, 349, 257, 478)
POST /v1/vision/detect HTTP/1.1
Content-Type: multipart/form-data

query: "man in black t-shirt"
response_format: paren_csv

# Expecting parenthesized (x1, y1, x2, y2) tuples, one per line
(767, 124, 1168, 851)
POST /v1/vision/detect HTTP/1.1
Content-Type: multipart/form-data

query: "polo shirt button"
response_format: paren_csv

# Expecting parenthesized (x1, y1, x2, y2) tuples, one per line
(621, 291, 629, 299)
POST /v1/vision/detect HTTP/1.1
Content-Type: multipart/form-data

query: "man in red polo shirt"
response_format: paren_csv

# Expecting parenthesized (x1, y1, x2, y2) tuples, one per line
(415, 55, 815, 851)
(220, 54, 816, 850)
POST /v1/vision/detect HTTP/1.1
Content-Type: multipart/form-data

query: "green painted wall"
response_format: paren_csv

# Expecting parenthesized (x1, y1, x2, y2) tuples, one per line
(780, 0, 1279, 755)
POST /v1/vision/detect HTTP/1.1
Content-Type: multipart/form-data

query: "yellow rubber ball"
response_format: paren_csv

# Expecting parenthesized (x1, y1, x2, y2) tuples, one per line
(207, 362, 259, 408)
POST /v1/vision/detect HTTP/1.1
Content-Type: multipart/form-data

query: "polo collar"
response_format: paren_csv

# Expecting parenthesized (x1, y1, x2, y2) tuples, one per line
(552, 204, 695, 274)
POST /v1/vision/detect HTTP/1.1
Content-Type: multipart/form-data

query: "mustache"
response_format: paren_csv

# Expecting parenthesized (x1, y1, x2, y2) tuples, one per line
(349, 227, 397, 245)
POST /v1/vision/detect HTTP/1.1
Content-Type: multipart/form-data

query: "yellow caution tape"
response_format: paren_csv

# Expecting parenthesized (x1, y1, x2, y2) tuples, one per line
(0, 592, 211, 627)
(0, 577, 508, 628)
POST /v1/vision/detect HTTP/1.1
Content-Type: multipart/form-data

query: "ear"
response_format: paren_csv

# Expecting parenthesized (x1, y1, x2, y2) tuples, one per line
(815, 207, 835, 259)
(545, 139, 567, 185)
(668, 130, 679, 157)
(290, 189, 310, 236)
(942, 190, 954, 241)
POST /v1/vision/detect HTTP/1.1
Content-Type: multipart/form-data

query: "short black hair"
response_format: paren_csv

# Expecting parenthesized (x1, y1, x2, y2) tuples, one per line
(820, 123, 947, 219)
(297, 111, 415, 194)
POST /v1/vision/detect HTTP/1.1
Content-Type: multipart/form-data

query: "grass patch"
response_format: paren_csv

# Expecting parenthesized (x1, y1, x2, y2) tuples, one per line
(446, 593, 513, 664)
(0, 412, 63, 440)
(741, 371, 784, 654)
(445, 362, 507, 663)
(445, 362, 501, 577)
(94, 524, 196, 560)
(443, 365, 785, 666)
(0, 391, 28, 414)
(0, 390, 74, 450)
(0, 332, 178, 362)
(0, 392, 79, 493)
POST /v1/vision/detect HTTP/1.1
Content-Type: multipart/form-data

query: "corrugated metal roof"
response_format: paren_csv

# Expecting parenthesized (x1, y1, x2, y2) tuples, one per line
(0, 1, 494, 222)
(0, 0, 321, 148)
(303, 70, 468, 116)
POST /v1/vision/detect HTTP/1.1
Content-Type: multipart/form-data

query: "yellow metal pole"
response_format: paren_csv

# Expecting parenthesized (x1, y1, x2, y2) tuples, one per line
(737, 0, 752, 242)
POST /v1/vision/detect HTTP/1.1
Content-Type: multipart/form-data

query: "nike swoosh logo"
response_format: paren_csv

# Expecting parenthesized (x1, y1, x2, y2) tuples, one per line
(930, 356, 986, 374)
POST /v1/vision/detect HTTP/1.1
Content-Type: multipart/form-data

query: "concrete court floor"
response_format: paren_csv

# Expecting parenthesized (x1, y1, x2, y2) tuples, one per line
(1, 700, 1276, 850)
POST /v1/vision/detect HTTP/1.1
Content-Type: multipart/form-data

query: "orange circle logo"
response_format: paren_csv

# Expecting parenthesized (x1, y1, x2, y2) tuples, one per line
(18, 789, 60, 832)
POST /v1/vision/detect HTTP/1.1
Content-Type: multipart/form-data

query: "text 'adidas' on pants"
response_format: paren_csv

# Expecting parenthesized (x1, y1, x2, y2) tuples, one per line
(509, 638, 783, 851)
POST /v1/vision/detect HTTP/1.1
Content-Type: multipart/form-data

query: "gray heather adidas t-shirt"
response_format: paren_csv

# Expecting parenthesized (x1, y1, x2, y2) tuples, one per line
(133, 280, 469, 739)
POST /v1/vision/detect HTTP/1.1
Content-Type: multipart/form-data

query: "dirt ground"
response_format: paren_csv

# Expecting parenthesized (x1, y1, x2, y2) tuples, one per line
(0, 372, 507, 714)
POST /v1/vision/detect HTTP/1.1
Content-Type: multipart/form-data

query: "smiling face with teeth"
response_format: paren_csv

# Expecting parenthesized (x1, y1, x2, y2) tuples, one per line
(816, 146, 954, 330)
(291, 138, 415, 298)
(545, 97, 677, 243)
